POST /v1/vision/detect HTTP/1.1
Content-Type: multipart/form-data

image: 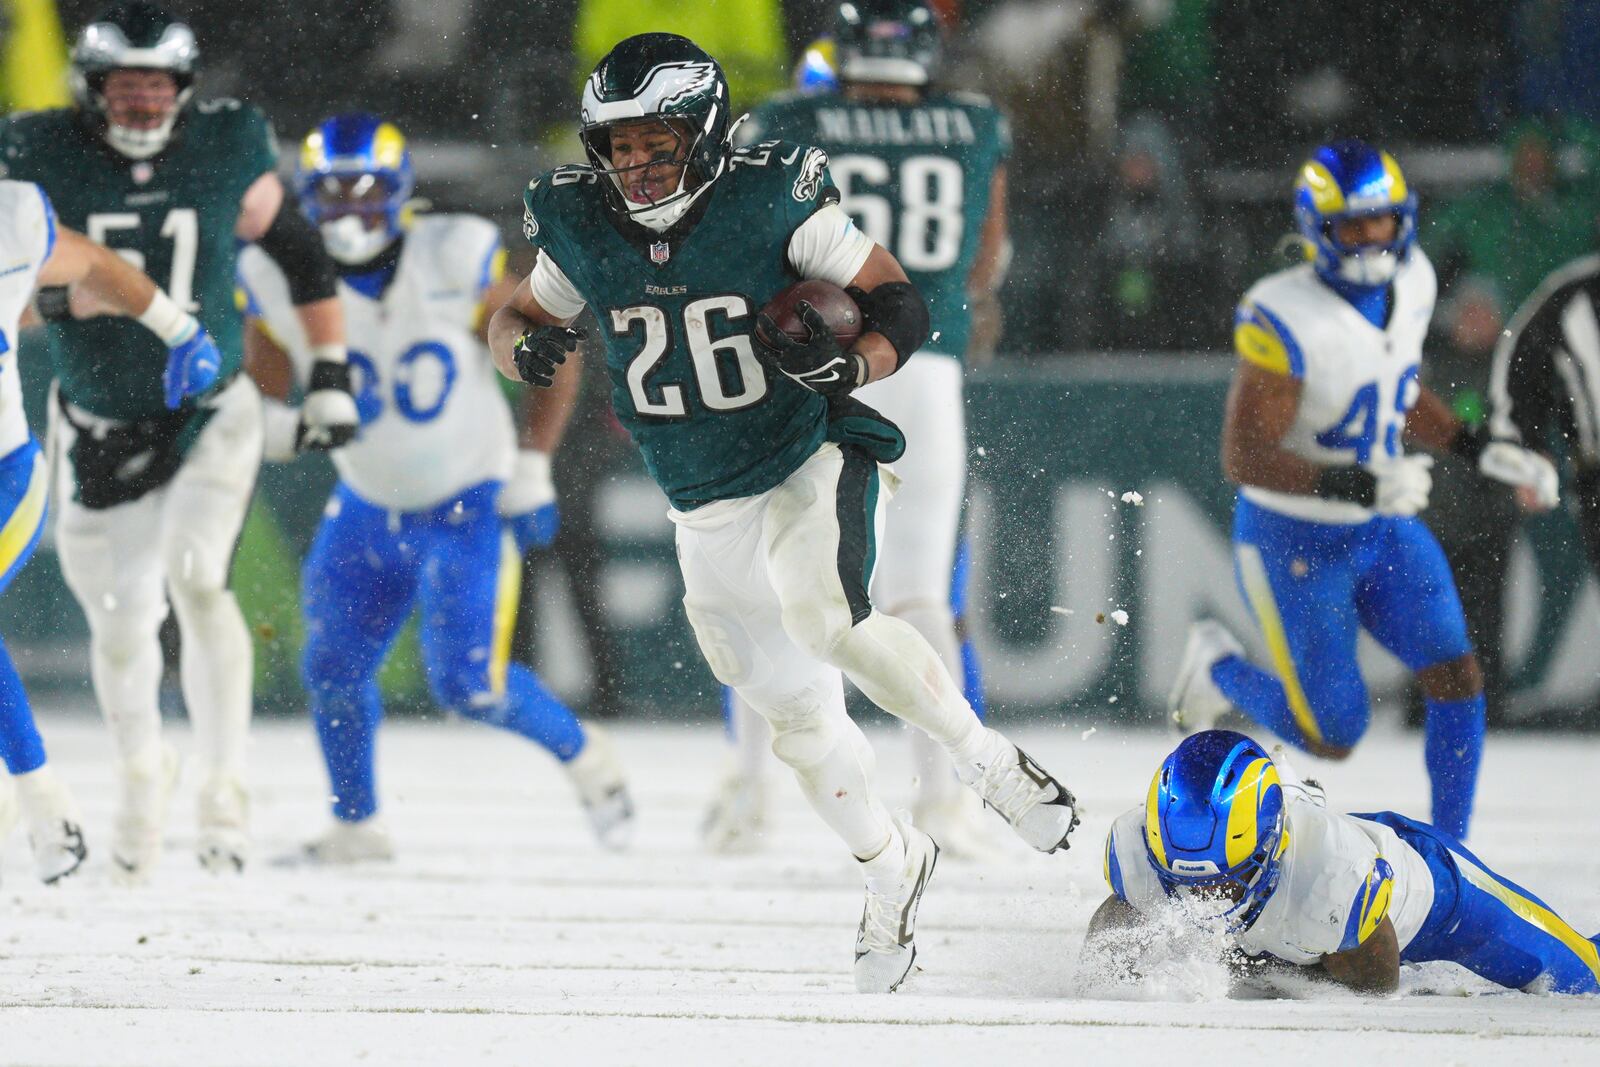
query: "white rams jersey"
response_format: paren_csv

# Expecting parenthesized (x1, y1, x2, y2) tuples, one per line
(239, 214, 514, 512)
(1233, 251, 1437, 524)
(1105, 797, 1436, 965)
(0, 180, 55, 458)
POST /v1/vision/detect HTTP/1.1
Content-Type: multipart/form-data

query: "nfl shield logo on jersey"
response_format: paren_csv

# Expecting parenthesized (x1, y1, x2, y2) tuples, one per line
(650, 241, 670, 265)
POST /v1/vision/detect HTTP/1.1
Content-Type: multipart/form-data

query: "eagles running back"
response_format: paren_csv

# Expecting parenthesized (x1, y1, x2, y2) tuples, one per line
(711, 2, 1011, 856)
(522, 140, 873, 509)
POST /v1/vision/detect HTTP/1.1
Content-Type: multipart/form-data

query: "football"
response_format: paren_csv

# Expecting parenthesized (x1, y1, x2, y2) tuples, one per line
(758, 280, 863, 349)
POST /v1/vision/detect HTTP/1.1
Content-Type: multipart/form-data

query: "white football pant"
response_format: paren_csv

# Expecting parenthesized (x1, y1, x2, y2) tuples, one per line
(50, 375, 261, 781)
(727, 354, 969, 808)
(676, 441, 984, 860)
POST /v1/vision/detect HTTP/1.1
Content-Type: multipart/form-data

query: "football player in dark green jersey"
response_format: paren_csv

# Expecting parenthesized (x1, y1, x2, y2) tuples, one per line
(718, 0, 1013, 860)
(489, 32, 1077, 994)
(0, 2, 358, 880)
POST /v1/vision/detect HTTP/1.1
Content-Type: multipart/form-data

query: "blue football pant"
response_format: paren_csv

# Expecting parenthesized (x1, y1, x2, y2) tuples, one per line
(1215, 499, 1484, 836)
(1360, 812, 1600, 994)
(0, 439, 49, 776)
(301, 481, 585, 822)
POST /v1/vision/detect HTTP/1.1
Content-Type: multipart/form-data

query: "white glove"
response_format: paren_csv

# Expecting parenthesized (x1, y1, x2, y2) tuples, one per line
(299, 358, 360, 452)
(1479, 440, 1560, 510)
(1370, 453, 1433, 516)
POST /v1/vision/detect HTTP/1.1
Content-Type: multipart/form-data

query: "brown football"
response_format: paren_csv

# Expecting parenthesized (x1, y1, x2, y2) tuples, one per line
(759, 280, 863, 349)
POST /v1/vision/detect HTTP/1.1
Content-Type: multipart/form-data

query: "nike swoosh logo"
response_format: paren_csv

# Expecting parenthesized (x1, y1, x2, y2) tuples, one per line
(782, 147, 801, 165)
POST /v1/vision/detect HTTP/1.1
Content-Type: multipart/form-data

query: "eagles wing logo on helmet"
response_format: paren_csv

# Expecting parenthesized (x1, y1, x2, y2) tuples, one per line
(583, 60, 719, 125)
(653, 61, 719, 109)
(791, 147, 828, 202)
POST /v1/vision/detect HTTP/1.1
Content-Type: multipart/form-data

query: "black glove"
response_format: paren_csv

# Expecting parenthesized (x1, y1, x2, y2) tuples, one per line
(513, 325, 585, 388)
(753, 302, 867, 397)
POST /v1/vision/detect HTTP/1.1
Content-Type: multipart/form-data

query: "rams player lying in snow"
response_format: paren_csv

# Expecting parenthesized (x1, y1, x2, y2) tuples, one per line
(1085, 731, 1600, 997)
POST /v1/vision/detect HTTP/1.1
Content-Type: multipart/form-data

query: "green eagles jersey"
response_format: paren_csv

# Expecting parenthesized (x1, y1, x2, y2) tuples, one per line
(0, 100, 277, 419)
(741, 91, 1010, 363)
(523, 141, 844, 510)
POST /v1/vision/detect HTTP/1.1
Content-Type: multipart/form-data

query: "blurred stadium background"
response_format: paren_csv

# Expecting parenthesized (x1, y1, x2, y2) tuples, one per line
(4, 0, 1599, 727)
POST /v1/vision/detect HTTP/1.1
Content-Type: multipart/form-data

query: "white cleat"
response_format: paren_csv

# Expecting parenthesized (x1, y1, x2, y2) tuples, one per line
(301, 816, 395, 865)
(701, 772, 767, 854)
(1168, 620, 1245, 735)
(196, 774, 250, 874)
(565, 725, 635, 850)
(958, 729, 1079, 853)
(1268, 744, 1327, 808)
(911, 787, 998, 863)
(113, 743, 178, 882)
(855, 814, 938, 994)
(16, 765, 87, 884)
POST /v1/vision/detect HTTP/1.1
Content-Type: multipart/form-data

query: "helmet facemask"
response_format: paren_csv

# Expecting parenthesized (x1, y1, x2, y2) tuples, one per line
(1320, 208, 1410, 286)
(307, 174, 404, 265)
(1153, 823, 1287, 933)
(581, 116, 711, 233)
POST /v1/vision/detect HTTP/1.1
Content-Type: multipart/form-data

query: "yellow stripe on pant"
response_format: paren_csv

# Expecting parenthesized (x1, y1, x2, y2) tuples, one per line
(1454, 852, 1600, 984)
(489, 530, 522, 696)
(0, 450, 48, 580)
(1235, 544, 1324, 745)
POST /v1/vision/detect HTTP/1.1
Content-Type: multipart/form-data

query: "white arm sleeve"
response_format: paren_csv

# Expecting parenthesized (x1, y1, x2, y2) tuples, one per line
(527, 250, 587, 321)
(786, 204, 875, 289)
(0, 180, 54, 267)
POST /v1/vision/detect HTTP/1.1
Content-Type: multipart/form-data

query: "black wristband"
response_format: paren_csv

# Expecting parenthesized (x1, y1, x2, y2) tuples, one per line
(1316, 466, 1378, 506)
(1450, 423, 1487, 463)
(308, 359, 351, 393)
(847, 281, 930, 370)
(34, 286, 72, 321)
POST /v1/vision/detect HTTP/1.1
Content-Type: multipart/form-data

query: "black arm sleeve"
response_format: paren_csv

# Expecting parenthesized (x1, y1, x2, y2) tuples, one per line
(846, 282, 930, 370)
(255, 191, 339, 306)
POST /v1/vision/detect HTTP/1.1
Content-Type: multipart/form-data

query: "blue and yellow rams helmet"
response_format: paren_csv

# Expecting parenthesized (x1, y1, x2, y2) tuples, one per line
(1293, 139, 1417, 287)
(296, 113, 416, 263)
(795, 37, 839, 96)
(1144, 730, 1288, 931)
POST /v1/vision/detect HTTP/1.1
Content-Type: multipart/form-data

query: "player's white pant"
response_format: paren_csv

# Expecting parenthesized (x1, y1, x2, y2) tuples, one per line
(675, 442, 985, 860)
(49, 376, 261, 780)
(728, 355, 969, 807)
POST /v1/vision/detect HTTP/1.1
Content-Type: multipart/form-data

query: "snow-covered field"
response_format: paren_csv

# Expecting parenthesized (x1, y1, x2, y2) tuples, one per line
(3, 710, 1597, 1066)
